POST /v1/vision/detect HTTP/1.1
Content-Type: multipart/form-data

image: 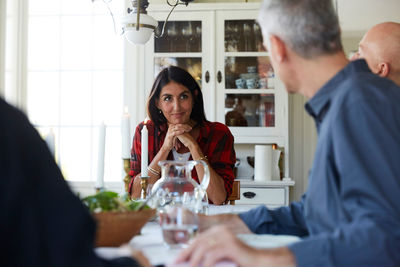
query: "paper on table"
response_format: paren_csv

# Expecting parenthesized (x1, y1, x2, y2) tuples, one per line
(237, 233, 301, 249)
(254, 145, 272, 182)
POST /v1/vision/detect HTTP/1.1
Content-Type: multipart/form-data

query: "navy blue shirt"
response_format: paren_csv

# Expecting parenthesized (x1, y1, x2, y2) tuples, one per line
(239, 60, 400, 266)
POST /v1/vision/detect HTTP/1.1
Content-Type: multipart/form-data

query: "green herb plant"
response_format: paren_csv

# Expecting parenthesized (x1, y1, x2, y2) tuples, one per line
(82, 190, 150, 213)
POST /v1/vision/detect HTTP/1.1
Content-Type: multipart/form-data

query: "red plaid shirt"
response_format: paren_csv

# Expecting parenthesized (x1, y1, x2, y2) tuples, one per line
(129, 120, 236, 201)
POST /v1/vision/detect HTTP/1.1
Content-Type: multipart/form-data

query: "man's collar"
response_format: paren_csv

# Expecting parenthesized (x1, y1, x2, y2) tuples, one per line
(305, 59, 370, 121)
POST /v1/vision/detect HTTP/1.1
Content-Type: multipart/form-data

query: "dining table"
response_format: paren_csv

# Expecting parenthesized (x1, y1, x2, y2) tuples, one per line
(95, 205, 300, 267)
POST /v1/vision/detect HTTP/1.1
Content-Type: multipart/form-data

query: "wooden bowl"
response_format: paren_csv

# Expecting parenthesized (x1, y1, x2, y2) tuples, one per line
(93, 209, 156, 247)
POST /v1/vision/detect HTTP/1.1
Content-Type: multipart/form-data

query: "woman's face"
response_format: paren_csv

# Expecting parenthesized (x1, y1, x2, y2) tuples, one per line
(156, 81, 194, 125)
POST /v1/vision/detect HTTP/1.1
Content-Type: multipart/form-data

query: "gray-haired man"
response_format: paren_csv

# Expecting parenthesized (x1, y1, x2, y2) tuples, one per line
(176, 0, 400, 266)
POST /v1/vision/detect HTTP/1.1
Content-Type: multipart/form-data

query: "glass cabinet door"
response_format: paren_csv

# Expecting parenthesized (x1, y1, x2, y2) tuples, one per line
(153, 21, 203, 84)
(224, 19, 265, 53)
(218, 17, 279, 130)
(155, 21, 202, 53)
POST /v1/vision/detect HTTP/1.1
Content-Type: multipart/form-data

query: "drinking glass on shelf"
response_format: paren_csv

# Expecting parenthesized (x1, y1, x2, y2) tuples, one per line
(195, 25, 202, 52)
(159, 205, 199, 249)
(253, 22, 263, 51)
(243, 22, 253, 51)
(167, 22, 178, 52)
(182, 22, 193, 52)
(233, 24, 240, 51)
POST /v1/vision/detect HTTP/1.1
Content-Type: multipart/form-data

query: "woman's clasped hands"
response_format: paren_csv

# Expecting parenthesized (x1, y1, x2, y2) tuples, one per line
(164, 122, 197, 151)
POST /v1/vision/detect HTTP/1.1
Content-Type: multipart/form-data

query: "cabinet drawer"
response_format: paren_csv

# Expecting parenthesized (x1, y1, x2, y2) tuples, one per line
(236, 187, 285, 205)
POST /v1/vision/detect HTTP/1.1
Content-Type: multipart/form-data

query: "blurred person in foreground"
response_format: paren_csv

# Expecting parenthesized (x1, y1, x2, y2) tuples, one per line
(351, 22, 400, 86)
(176, 0, 400, 266)
(129, 66, 236, 205)
(0, 97, 150, 267)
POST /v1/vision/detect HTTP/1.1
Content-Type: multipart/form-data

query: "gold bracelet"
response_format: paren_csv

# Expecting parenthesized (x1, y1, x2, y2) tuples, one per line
(148, 166, 160, 176)
(198, 155, 208, 162)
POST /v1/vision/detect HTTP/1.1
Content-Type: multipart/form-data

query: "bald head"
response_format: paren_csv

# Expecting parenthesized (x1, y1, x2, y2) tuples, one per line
(353, 22, 400, 86)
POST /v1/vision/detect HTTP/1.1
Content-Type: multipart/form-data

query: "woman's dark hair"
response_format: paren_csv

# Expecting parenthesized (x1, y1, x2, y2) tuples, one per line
(147, 66, 207, 127)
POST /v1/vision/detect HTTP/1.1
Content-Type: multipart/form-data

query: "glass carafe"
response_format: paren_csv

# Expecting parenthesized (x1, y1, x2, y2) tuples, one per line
(151, 160, 210, 213)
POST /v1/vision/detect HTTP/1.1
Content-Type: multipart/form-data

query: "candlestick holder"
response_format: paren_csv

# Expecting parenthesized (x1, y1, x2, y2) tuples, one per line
(140, 176, 149, 199)
(123, 158, 131, 193)
(95, 186, 104, 194)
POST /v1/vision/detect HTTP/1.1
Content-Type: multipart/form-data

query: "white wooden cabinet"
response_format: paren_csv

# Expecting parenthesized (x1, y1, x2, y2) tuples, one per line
(237, 180, 295, 209)
(145, 3, 293, 207)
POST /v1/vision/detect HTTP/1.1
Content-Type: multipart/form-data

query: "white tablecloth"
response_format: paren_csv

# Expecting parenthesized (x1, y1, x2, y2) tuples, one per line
(95, 205, 300, 266)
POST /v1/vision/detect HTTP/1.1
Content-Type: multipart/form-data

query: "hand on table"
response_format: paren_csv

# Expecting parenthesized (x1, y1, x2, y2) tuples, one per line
(174, 225, 296, 267)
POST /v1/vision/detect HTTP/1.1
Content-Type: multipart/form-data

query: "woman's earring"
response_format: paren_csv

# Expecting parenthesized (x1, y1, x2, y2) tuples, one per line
(158, 109, 162, 114)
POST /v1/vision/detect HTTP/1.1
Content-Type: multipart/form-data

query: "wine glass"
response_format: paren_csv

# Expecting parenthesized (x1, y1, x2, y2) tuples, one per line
(182, 22, 193, 52)
(195, 25, 202, 52)
(243, 22, 252, 51)
(167, 22, 178, 52)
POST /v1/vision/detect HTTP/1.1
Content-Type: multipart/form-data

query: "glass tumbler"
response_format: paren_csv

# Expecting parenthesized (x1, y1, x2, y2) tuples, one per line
(159, 205, 199, 249)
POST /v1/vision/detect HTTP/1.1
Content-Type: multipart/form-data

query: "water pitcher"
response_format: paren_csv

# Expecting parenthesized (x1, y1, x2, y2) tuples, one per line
(151, 160, 210, 212)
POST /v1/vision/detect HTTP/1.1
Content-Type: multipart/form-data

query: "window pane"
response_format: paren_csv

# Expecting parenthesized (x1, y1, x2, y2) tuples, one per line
(104, 127, 122, 182)
(92, 71, 123, 125)
(60, 71, 91, 125)
(92, 16, 123, 70)
(28, 17, 60, 70)
(59, 127, 92, 181)
(27, 72, 60, 125)
(92, 0, 124, 16)
(61, 0, 92, 15)
(60, 16, 92, 70)
(29, 0, 61, 15)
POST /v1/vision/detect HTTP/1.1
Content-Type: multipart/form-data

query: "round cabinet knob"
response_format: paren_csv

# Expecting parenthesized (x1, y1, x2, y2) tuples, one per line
(243, 191, 256, 199)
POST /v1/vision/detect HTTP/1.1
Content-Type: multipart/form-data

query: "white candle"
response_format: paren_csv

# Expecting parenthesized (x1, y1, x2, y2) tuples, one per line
(45, 128, 55, 157)
(141, 120, 148, 177)
(97, 122, 106, 188)
(121, 107, 131, 159)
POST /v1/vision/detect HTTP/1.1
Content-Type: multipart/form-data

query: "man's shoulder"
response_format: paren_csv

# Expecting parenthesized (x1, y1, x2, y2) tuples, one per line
(336, 72, 400, 106)
(0, 98, 30, 132)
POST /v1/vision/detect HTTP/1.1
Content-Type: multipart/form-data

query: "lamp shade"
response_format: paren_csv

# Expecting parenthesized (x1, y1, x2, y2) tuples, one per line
(122, 13, 158, 45)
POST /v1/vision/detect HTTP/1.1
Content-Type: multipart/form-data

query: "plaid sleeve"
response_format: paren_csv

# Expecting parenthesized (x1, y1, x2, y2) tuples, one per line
(206, 122, 236, 199)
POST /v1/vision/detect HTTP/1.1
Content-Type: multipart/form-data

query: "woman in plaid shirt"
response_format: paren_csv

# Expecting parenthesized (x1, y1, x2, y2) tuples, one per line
(129, 66, 236, 205)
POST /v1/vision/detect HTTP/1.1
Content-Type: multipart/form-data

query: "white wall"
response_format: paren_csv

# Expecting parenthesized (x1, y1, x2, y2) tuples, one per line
(338, 0, 400, 38)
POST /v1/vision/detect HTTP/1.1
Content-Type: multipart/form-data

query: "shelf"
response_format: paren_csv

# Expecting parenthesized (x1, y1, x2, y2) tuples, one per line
(224, 52, 269, 57)
(153, 52, 203, 57)
(225, 89, 275, 94)
(238, 179, 295, 187)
